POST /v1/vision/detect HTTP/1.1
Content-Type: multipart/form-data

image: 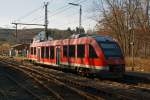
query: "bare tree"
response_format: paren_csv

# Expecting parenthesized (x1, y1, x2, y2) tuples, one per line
(94, 0, 150, 58)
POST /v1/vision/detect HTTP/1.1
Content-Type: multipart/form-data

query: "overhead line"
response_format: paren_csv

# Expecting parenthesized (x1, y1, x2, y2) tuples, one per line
(32, 0, 83, 22)
(12, 22, 45, 26)
(49, 0, 81, 13)
(27, 0, 88, 25)
(16, 5, 43, 21)
(30, 16, 45, 24)
(29, 0, 81, 23)
(49, 0, 88, 18)
(31, 16, 43, 22)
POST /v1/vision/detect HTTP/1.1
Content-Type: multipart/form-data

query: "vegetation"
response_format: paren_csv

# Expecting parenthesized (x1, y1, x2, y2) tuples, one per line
(126, 57, 150, 72)
(47, 28, 74, 39)
(0, 43, 11, 55)
(0, 27, 78, 44)
(47, 27, 85, 39)
(94, 0, 150, 58)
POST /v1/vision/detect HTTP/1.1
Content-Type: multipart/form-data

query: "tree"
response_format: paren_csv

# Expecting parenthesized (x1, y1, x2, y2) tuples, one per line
(94, 0, 150, 57)
(0, 43, 11, 55)
(67, 27, 71, 32)
(75, 27, 85, 34)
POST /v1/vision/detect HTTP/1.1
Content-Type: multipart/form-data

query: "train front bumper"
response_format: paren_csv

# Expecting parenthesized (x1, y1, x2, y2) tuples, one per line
(91, 65, 125, 78)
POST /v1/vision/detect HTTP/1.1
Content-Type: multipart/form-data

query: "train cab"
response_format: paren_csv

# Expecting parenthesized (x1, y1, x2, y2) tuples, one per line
(94, 35, 125, 78)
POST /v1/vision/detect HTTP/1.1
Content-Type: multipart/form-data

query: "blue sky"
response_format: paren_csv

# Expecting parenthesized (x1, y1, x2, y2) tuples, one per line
(0, 0, 98, 31)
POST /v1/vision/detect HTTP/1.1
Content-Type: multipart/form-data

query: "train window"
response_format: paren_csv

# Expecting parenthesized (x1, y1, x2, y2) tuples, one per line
(98, 42, 123, 59)
(45, 47, 49, 58)
(41, 47, 45, 58)
(89, 45, 98, 58)
(34, 47, 36, 55)
(69, 45, 75, 57)
(31, 47, 33, 55)
(63, 45, 68, 57)
(50, 46, 54, 59)
(77, 45, 85, 58)
(30, 47, 32, 54)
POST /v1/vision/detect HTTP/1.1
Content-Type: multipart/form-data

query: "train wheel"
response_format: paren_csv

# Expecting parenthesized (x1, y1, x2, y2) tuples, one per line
(78, 68, 90, 77)
(85, 69, 90, 77)
(88, 73, 96, 78)
(78, 68, 85, 76)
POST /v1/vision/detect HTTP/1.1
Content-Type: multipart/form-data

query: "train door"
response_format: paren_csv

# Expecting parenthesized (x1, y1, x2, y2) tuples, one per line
(56, 47, 60, 65)
(37, 47, 40, 62)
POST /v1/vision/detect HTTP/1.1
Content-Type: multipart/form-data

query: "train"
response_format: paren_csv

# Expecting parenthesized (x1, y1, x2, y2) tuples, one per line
(28, 34, 125, 78)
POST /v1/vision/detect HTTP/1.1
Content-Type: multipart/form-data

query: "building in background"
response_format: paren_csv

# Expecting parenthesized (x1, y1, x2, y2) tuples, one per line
(10, 43, 30, 57)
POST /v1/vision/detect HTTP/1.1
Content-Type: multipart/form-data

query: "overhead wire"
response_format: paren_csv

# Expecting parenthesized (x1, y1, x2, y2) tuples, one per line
(16, 5, 43, 22)
(50, 0, 87, 17)
(48, 13, 93, 30)
(30, 16, 44, 23)
(48, 0, 90, 28)
(49, 0, 81, 13)
(33, 0, 88, 23)
(17, 0, 89, 28)
(62, 1, 90, 19)
(31, 0, 84, 24)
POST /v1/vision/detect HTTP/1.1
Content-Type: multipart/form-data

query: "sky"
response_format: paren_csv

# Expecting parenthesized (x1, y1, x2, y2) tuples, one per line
(0, 0, 98, 31)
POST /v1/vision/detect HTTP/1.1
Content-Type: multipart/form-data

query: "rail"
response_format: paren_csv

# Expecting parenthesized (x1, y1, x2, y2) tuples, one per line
(0, 56, 150, 100)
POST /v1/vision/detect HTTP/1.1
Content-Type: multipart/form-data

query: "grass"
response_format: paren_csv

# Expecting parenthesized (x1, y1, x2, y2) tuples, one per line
(125, 57, 150, 73)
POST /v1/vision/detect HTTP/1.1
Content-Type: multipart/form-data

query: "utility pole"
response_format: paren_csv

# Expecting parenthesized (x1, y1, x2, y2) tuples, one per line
(44, 2, 49, 40)
(128, 0, 135, 71)
(131, 16, 135, 71)
(131, 29, 135, 71)
(12, 22, 45, 43)
(13, 23, 18, 43)
(69, 3, 82, 34)
(12, 23, 45, 26)
(12, 2, 49, 42)
(146, 0, 150, 25)
(79, 5, 82, 34)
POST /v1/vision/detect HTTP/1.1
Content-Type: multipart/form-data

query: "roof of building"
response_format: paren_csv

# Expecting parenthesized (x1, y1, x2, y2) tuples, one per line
(11, 43, 30, 50)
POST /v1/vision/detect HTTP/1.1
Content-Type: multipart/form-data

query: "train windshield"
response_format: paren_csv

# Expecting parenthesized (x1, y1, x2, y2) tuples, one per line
(98, 42, 123, 59)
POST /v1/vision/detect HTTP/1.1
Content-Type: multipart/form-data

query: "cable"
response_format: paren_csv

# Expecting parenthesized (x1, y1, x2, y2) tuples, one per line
(48, 13, 93, 30)
(30, 16, 44, 23)
(26, 0, 88, 26)
(62, 1, 90, 19)
(31, 0, 83, 24)
(49, 0, 89, 25)
(31, 0, 81, 23)
(49, 0, 87, 17)
(49, 0, 81, 13)
(16, 5, 43, 21)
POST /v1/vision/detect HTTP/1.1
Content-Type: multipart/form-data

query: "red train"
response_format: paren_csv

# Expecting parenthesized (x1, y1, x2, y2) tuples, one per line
(28, 34, 125, 78)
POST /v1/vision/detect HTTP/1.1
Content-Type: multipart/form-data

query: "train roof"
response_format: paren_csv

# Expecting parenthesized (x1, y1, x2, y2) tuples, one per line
(30, 33, 115, 47)
(70, 33, 114, 42)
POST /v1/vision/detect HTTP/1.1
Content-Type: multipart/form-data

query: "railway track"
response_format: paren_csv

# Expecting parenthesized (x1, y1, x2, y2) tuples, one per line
(32, 65, 150, 100)
(0, 62, 57, 100)
(18, 66, 97, 100)
(0, 56, 150, 100)
(0, 89, 7, 100)
(0, 57, 103, 100)
(3, 73, 42, 100)
(0, 68, 44, 100)
(95, 78, 150, 92)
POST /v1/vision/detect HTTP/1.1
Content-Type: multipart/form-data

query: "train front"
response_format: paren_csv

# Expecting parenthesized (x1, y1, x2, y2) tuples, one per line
(95, 36, 125, 78)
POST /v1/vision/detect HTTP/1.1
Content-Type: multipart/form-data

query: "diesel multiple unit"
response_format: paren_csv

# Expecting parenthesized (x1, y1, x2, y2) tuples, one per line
(28, 34, 125, 78)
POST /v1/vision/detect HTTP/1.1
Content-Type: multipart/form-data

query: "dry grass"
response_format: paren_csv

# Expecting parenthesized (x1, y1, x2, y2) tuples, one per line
(125, 57, 150, 72)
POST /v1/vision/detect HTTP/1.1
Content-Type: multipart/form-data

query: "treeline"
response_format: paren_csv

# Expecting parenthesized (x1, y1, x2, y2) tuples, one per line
(47, 27, 85, 39)
(47, 28, 74, 39)
(0, 27, 85, 44)
(0, 27, 85, 55)
(94, 0, 150, 58)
